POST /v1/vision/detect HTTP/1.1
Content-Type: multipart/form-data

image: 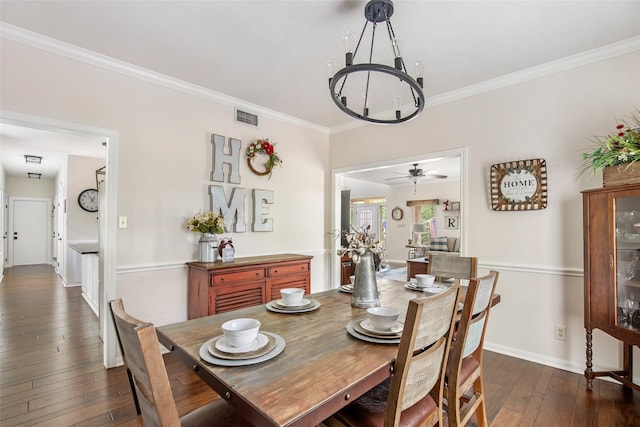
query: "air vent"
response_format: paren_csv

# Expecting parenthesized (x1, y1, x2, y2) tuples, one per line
(235, 109, 259, 127)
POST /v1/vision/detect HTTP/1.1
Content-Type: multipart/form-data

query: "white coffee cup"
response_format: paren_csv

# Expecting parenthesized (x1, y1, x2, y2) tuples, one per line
(367, 306, 400, 331)
(415, 274, 436, 288)
(221, 318, 261, 348)
(280, 288, 305, 306)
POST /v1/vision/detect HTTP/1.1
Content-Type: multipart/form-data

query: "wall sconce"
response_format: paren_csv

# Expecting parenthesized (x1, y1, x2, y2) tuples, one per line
(25, 155, 42, 164)
(27, 173, 42, 179)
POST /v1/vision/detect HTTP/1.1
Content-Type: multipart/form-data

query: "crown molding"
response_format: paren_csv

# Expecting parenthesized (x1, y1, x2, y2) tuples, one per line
(3, 22, 638, 137)
(330, 35, 640, 135)
(0, 23, 330, 135)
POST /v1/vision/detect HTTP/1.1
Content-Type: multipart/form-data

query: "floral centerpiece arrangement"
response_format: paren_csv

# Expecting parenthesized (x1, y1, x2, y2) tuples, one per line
(578, 110, 640, 177)
(187, 210, 225, 234)
(337, 225, 385, 264)
(246, 138, 283, 178)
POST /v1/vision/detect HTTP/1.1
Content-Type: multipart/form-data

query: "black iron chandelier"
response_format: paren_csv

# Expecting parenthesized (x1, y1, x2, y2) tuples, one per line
(328, 0, 425, 124)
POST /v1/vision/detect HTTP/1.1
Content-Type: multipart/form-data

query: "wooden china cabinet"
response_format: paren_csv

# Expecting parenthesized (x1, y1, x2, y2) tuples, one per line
(583, 184, 640, 391)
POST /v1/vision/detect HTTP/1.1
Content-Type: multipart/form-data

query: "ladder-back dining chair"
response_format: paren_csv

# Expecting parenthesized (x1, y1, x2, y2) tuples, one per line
(427, 254, 478, 283)
(324, 284, 461, 427)
(445, 270, 499, 427)
(109, 299, 254, 427)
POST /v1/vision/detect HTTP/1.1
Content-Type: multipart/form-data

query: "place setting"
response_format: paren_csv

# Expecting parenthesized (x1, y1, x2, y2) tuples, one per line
(347, 307, 404, 344)
(405, 273, 449, 296)
(266, 288, 321, 313)
(199, 318, 285, 366)
(339, 275, 355, 293)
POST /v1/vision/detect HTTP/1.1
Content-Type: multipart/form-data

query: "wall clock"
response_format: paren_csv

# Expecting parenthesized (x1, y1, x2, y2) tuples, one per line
(78, 188, 99, 212)
(490, 158, 547, 211)
(391, 206, 404, 220)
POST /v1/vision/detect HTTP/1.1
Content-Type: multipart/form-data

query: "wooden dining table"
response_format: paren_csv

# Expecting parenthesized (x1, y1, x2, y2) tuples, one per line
(157, 277, 501, 427)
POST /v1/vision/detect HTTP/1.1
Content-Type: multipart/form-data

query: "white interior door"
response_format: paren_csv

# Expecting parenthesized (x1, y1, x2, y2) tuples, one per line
(12, 198, 49, 265)
(1, 191, 7, 274)
(353, 204, 381, 239)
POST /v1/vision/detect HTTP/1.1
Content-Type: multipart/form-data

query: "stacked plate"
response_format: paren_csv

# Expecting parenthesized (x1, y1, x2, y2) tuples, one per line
(338, 284, 353, 293)
(266, 298, 321, 313)
(199, 331, 285, 366)
(346, 317, 403, 344)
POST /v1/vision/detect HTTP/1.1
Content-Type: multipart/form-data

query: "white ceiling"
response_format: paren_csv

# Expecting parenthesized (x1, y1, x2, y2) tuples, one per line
(1, 0, 639, 181)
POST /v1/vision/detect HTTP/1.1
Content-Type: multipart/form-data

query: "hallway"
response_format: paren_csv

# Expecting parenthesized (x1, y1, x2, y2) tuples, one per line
(0, 265, 216, 426)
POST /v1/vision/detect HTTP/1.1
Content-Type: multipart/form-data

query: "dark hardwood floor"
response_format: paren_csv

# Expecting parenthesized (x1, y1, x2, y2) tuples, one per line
(1, 265, 638, 426)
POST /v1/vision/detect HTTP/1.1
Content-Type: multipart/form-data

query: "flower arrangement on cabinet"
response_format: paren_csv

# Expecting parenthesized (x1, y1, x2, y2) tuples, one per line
(245, 138, 283, 178)
(336, 225, 385, 264)
(187, 211, 225, 234)
(578, 109, 640, 176)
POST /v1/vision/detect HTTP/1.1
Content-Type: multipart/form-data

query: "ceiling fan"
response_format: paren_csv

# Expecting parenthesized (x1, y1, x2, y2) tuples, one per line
(385, 163, 447, 182)
(385, 163, 447, 194)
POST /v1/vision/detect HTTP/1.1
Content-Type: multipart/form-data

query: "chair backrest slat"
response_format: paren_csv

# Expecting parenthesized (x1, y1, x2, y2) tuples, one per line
(109, 299, 181, 427)
(427, 254, 478, 282)
(385, 285, 460, 427)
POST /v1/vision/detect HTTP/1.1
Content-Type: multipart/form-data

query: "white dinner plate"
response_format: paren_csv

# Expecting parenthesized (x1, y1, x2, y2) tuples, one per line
(214, 332, 269, 354)
(346, 318, 401, 345)
(360, 319, 404, 335)
(266, 299, 321, 314)
(199, 332, 285, 366)
(421, 284, 449, 296)
(272, 298, 313, 309)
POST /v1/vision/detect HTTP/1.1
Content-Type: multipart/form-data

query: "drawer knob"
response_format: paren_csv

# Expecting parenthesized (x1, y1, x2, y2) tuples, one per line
(344, 393, 351, 401)
(225, 391, 232, 400)
(274, 269, 278, 273)
(192, 365, 199, 372)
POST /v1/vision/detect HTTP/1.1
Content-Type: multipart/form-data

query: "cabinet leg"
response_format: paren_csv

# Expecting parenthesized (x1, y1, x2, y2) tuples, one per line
(585, 329, 593, 391)
(623, 343, 633, 381)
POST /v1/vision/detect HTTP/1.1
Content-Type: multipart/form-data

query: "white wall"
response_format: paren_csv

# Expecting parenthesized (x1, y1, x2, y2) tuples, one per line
(67, 154, 103, 241)
(0, 38, 330, 328)
(330, 51, 640, 379)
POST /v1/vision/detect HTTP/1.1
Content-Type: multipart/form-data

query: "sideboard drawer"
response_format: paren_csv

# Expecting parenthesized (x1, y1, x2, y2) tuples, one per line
(212, 269, 265, 285)
(268, 262, 309, 278)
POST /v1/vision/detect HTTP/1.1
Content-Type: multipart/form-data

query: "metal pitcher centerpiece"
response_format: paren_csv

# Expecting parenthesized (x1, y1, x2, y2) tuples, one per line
(337, 226, 383, 308)
(351, 250, 380, 308)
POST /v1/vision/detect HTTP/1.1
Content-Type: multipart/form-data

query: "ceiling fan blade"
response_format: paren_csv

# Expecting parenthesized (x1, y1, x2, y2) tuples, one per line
(384, 176, 409, 181)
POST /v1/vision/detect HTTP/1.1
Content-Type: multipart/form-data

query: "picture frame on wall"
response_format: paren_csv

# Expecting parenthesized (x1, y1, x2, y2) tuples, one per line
(445, 216, 458, 230)
(490, 158, 548, 211)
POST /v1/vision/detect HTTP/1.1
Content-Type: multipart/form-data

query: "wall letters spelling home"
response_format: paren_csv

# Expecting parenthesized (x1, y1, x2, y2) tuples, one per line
(209, 134, 274, 232)
(490, 158, 547, 211)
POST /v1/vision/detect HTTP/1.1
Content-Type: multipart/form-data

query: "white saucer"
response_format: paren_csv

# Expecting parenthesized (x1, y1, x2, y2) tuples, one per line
(215, 332, 268, 354)
(277, 298, 310, 307)
(360, 319, 404, 335)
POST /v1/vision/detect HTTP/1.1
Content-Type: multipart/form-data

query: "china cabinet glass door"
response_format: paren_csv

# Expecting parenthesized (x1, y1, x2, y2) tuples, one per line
(615, 195, 640, 330)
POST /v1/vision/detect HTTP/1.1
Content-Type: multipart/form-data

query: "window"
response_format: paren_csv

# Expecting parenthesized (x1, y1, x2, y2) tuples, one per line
(406, 199, 439, 245)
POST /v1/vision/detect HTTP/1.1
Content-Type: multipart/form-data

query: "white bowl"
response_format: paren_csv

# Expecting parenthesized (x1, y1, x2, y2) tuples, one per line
(221, 318, 261, 348)
(367, 306, 400, 331)
(415, 274, 436, 288)
(280, 288, 305, 306)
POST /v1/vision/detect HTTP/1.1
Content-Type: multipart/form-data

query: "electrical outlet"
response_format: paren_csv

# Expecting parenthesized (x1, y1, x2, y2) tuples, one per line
(554, 325, 566, 341)
(119, 216, 128, 229)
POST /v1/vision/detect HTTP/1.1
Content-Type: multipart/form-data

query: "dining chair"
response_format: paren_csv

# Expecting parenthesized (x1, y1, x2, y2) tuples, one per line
(324, 284, 461, 427)
(427, 254, 478, 283)
(445, 270, 499, 427)
(109, 298, 254, 427)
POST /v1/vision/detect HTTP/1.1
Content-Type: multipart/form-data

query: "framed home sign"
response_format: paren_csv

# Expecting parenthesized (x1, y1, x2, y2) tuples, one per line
(490, 158, 548, 211)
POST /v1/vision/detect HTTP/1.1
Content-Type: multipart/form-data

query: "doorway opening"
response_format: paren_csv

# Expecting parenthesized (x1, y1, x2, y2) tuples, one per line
(0, 110, 119, 368)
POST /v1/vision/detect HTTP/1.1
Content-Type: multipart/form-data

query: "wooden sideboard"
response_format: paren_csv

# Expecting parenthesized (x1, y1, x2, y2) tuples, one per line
(187, 253, 312, 319)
